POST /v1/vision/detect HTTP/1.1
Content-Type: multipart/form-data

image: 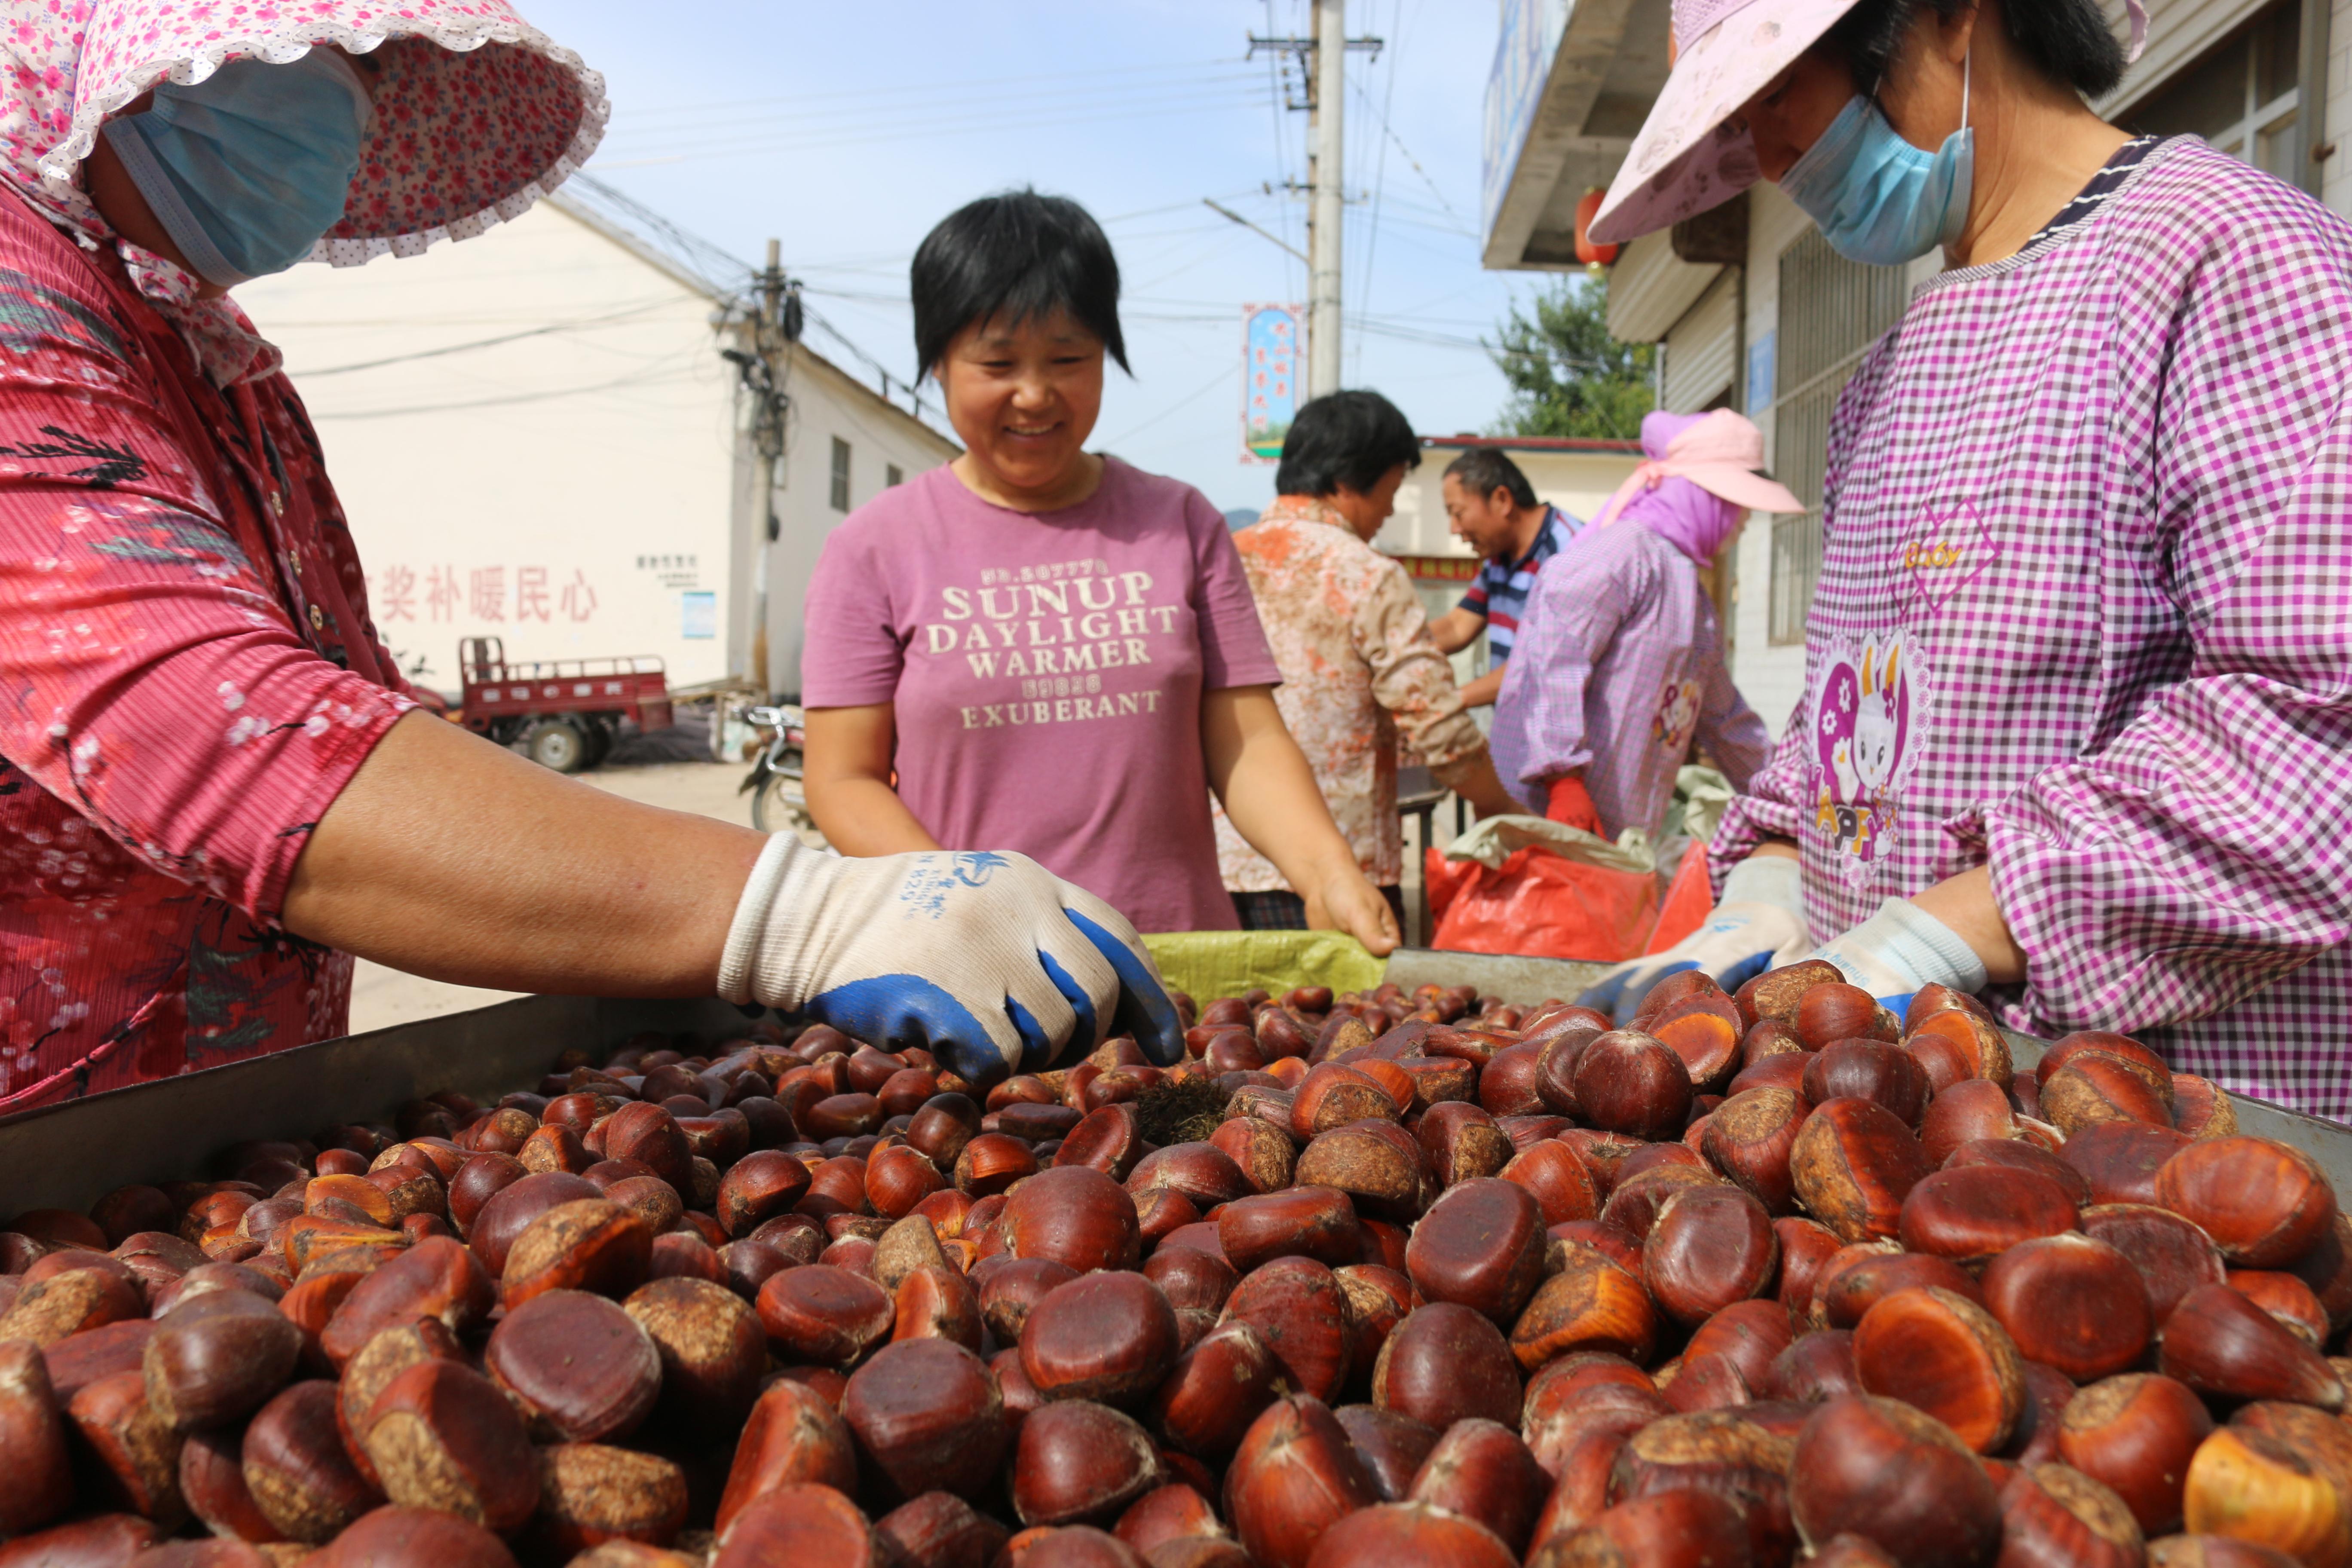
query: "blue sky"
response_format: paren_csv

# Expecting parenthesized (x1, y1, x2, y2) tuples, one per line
(530, 0, 1547, 512)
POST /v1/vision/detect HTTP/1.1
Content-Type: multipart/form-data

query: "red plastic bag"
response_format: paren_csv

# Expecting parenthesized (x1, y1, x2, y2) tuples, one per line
(1429, 845, 1660, 962)
(1644, 841, 1716, 955)
(1424, 845, 1477, 928)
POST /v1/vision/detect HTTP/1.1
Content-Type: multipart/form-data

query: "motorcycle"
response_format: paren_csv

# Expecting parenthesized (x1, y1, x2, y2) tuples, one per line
(738, 703, 829, 847)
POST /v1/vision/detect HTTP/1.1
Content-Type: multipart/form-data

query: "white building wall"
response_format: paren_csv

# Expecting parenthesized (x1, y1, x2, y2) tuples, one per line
(2328, 0, 2352, 214)
(238, 201, 739, 695)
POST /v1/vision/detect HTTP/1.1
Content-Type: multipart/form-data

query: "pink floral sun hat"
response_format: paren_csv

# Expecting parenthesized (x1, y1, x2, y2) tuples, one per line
(0, 0, 606, 381)
(1587, 0, 2145, 245)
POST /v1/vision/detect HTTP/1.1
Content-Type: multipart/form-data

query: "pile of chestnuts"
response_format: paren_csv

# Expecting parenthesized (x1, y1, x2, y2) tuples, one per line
(0, 960, 2349, 1568)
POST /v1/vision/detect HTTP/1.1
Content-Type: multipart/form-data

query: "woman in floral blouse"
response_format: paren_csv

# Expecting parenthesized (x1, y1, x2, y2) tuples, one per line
(0, 0, 1181, 1109)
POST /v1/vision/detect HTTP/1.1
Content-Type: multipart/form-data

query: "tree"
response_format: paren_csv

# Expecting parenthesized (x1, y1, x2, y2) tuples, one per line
(1488, 274, 1655, 440)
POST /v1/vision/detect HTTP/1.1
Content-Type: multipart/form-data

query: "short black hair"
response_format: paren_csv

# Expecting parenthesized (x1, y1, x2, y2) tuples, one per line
(1275, 391, 1421, 498)
(1442, 448, 1537, 510)
(910, 189, 1128, 380)
(1814, 0, 2125, 100)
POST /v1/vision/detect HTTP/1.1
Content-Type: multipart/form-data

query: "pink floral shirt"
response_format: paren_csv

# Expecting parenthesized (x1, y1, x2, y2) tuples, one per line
(0, 196, 415, 1109)
(1214, 496, 1491, 890)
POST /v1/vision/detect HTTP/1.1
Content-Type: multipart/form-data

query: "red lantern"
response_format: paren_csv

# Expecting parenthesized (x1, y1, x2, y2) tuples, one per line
(1574, 187, 1620, 267)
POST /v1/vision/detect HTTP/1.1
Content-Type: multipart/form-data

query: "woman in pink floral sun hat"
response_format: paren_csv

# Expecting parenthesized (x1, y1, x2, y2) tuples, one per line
(0, 2, 1185, 1111)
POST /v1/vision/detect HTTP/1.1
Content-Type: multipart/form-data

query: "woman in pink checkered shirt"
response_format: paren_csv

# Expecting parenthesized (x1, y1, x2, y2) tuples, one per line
(1583, 0, 2352, 1116)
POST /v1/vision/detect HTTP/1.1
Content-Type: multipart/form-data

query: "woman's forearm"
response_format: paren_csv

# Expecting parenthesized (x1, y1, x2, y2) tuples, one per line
(802, 701, 943, 856)
(282, 711, 765, 995)
(807, 775, 943, 855)
(1203, 689, 1358, 889)
(1909, 864, 2028, 985)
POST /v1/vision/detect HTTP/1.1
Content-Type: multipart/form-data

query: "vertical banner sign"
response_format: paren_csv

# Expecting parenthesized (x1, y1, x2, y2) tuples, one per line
(1241, 303, 1305, 464)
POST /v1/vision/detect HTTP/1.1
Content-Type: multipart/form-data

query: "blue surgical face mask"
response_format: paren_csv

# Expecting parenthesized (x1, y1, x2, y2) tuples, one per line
(99, 50, 374, 288)
(1779, 51, 1973, 266)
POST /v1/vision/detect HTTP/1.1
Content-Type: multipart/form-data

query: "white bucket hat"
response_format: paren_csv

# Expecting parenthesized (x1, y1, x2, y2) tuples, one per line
(1588, 0, 2146, 245)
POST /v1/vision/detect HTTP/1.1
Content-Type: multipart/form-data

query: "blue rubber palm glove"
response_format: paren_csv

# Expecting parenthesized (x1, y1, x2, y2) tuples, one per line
(1807, 896, 1990, 1018)
(717, 836, 1183, 1085)
(1577, 854, 1814, 1025)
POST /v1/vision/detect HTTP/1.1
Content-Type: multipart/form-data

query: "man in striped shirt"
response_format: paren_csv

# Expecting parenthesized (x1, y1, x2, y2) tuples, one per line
(1429, 448, 1583, 707)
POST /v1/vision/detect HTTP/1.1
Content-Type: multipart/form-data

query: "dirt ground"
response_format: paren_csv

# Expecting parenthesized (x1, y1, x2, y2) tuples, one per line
(347, 760, 759, 1034)
(347, 758, 1441, 1035)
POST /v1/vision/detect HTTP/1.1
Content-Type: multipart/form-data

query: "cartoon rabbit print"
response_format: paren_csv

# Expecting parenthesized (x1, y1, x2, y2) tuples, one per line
(1853, 638, 1901, 795)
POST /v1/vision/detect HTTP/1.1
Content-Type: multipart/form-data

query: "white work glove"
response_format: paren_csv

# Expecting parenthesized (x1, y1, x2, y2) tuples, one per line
(717, 836, 1183, 1085)
(1577, 854, 1815, 1026)
(1806, 896, 1989, 1013)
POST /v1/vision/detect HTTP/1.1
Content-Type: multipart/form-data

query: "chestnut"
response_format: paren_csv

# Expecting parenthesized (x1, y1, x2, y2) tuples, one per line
(2182, 1427, 2352, 1568)
(713, 1378, 856, 1533)
(1306, 1500, 1517, 1567)
(1568, 1032, 1692, 1141)
(0, 1338, 71, 1535)
(482, 1289, 659, 1442)
(1610, 1407, 1799, 1562)
(1021, 1271, 1179, 1407)
(1982, 1233, 2154, 1382)
(1014, 1400, 1164, 1527)
(1369, 1303, 1521, 1430)
(464, 1171, 600, 1276)
(1403, 1177, 1547, 1326)
(1501, 1141, 1603, 1227)
(360, 1360, 539, 1531)
(1896, 1164, 2077, 1265)
(497, 1198, 653, 1311)
(1788, 1395, 2002, 1568)
(2146, 1539, 2305, 1568)
(66, 1367, 186, 1528)
(1998, 1461, 2147, 1568)
(1685, 1298, 1799, 1392)
(239, 1380, 380, 1543)
(1789, 1096, 1935, 1243)
(1597, 1164, 1720, 1241)
(2063, 1121, 2192, 1207)
(1775, 1216, 1845, 1320)
(755, 1264, 894, 1368)
(981, 1257, 1083, 1344)
(1151, 1319, 1283, 1461)
(2156, 1137, 2337, 1270)
(1852, 1284, 2025, 1454)
(2159, 1282, 2347, 1411)
(1530, 1489, 1751, 1568)
(2059, 1373, 2217, 1535)
(843, 1337, 1007, 1503)
(1222, 1395, 1379, 1568)
(1290, 1064, 1401, 1139)
(0, 1264, 144, 1347)
(2172, 1075, 2239, 1141)
(316, 1236, 492, 1372)
(992, 1166, 1141, 1274)
(1510, 1246, 1657, 1372)
(1222, 1257, 1357, 1403)
(1482, 1044, 1549, 1118)
(1769, 1328, 1863, 1403)
(1642, 1185, 1778, 1327)
(1945, 1136, 2092, 1205)
(1804, 1041, 1931, 1128)
(1217, 1187, 1360, 1274)
(531, 1442, 688, 1557)
(1335, 1403, 1441, 1501)
(1207, 1117, 1298, 1195)
(710, 1482, 878, 1565)
(2081, 1202, 2231, 1320)
(143, 1288, 303, 1430)
(302, 1505, 520, 1567)
(1293, 1122, 1430, 1221)
(1702, 1086, 1810, 1216)
(2043, 1053, 2177, 1136)
(874, 1492, 1011, 1568)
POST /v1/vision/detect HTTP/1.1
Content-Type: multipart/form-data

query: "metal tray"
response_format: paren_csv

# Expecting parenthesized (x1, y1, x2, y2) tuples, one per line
(3, 951, 2347, 1215)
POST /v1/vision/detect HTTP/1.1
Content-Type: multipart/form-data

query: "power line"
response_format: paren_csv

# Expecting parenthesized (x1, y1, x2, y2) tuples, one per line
(614, 57, 1250, 122)
(289, 299, 680, 377)
(1098, 361, 1237, 450)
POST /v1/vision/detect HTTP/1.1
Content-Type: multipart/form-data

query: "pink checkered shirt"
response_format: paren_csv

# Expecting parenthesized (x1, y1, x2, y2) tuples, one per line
(1712, 139, 2352, 1117)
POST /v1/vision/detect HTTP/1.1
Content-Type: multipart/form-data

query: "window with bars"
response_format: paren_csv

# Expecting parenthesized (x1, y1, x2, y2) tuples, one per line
(829, 437, 852, 513)
(2128, 2, 2302, 186)
(1766, 230, 1911, 644)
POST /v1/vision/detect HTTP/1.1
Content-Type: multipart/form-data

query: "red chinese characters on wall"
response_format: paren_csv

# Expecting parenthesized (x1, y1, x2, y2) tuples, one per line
(367, 565, 601, 624)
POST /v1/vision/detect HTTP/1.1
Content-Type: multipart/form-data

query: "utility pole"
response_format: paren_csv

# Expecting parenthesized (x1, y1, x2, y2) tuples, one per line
(1308, 0, 1345, 400)
(743, 239, 787, 698)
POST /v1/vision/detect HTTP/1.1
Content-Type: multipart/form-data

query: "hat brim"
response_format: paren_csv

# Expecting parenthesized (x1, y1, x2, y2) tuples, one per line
(1680, 463, 1805, 515)
(1587, 0, 1856, 245)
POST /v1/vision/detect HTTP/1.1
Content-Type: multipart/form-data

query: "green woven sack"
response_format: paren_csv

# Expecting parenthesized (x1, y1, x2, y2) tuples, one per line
(1139, 931, 1386, 1008)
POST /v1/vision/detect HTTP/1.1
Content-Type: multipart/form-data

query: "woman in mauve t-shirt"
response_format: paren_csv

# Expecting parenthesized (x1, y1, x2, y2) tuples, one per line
(801, 191, 1396, 943)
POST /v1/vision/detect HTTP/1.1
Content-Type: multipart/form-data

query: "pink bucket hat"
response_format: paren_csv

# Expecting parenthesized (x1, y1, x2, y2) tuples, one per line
(1591, 408, 1803, 528)
(1587, 0, 2146, 245)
